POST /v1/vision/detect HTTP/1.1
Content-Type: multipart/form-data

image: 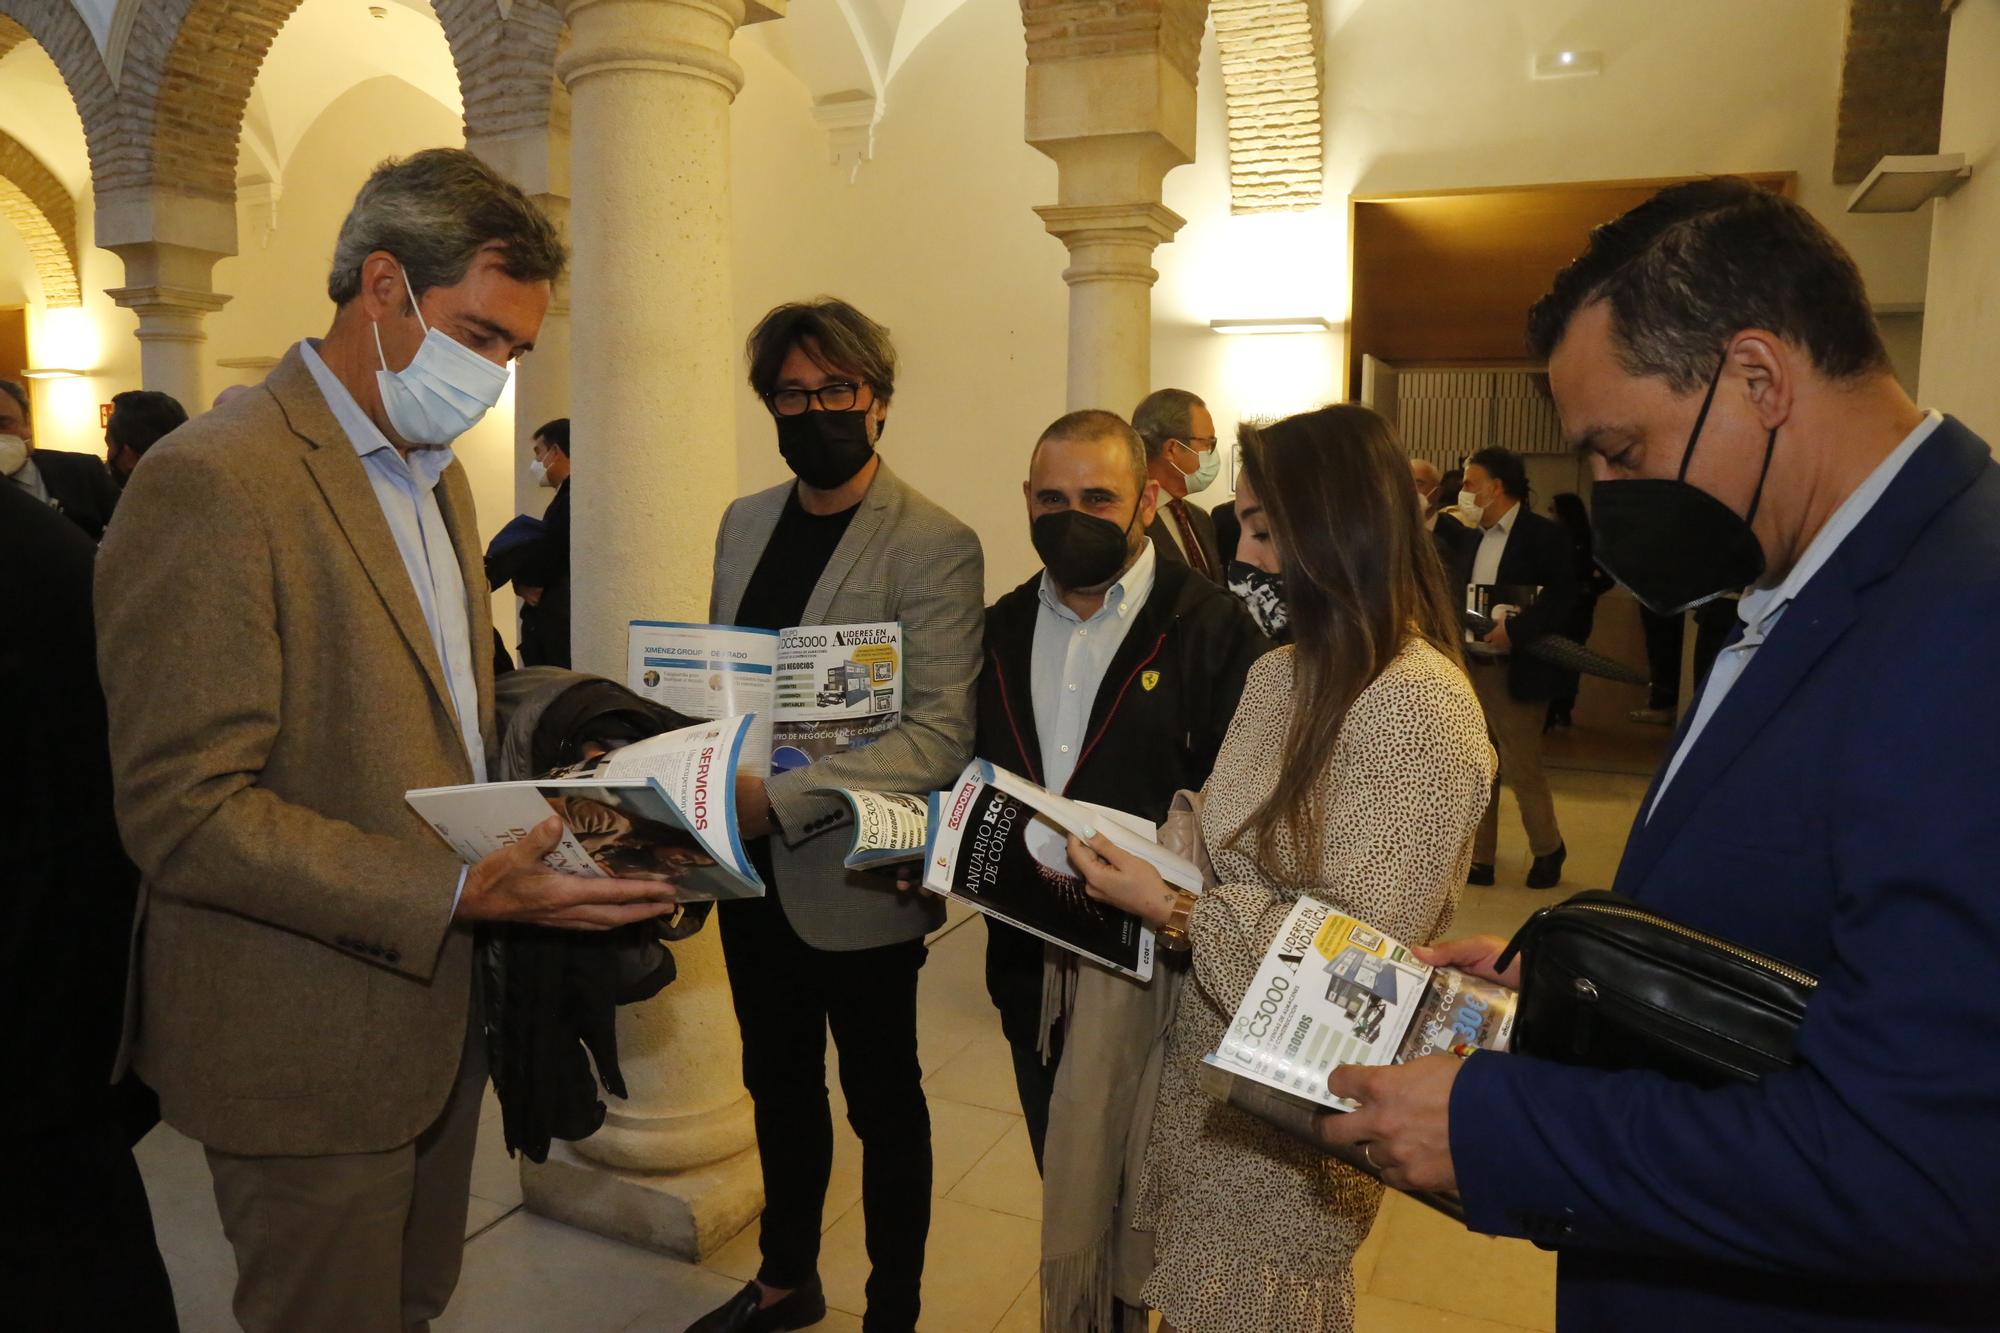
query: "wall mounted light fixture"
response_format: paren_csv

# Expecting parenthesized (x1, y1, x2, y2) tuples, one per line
(1209, 317, 1333, 336)
(1846, 153, 1972, 213)
(19, 367, 88, 380)
(1533, 49, 1602, 79)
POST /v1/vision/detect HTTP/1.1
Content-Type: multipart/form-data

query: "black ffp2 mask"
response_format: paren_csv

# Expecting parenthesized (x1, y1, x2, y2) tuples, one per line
(1591, 356, 1774, 616)
(1032, 506, 1138, 591)
(777, 409, 876, 490)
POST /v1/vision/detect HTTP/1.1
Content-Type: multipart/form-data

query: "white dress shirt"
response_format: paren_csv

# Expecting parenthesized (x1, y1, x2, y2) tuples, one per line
(299, 340, 486, 786)
(1470, 500, 1519, 586)
(1030, 540, 1157, 795)
(1648, 410, 1943, 817)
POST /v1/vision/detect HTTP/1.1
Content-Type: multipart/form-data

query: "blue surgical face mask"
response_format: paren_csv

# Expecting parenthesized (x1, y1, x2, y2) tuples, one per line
(1175, 440, 1221, 494)
(373, 267, 510, 447)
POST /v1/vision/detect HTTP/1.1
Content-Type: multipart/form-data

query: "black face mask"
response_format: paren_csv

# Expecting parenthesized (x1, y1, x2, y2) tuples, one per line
(1591, 356, 1774, 616)
(1032, 504, 1139, 591)
(1226, 559, 1289, 641)
(777, 409, 876, 490)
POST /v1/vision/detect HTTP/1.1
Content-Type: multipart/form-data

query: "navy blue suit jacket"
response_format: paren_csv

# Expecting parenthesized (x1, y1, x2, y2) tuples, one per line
(1451, 417, 2000, 1329)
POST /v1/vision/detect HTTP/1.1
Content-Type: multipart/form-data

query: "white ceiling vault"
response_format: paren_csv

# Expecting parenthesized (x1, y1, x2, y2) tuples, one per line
(4, 0, 982, 202)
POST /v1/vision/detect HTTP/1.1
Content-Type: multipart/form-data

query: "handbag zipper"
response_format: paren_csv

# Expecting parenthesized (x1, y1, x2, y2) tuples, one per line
(1564, 902, 1819, 989)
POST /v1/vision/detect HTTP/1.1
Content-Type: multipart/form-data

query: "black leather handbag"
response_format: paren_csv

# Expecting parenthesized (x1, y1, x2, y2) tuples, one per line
(1497, 890, 1818, 1086)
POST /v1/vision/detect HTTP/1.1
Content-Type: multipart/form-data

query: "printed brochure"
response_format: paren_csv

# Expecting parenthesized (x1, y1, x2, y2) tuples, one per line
(627, 620, 902, 776)
(817, 787, 931, 870)
(922, 759, 1203, 982)
(406, 714, 763, 902)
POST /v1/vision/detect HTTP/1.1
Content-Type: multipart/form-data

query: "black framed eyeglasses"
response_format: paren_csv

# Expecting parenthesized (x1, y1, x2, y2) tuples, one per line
(764, 382, 861, 416)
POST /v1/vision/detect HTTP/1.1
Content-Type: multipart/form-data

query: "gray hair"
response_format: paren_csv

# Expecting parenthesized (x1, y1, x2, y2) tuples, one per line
(1131, 387, 1206, 461)
(327, 148, 567, 307)
(1032, 409, 1147, 492)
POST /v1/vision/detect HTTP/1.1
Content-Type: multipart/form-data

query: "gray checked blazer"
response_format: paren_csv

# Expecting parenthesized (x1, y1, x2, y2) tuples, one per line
(710, 460, 984, 950)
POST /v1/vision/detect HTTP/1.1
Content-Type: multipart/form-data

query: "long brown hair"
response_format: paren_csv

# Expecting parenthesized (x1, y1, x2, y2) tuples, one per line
(1229, 404, 1463, 873)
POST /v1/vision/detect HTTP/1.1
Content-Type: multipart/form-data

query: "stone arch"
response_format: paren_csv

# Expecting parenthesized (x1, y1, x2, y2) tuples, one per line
(0, 128, 80, 306)
(0, 4, 123, 197)
(433, 0, 568, 143)
(112, 0, 568, 205)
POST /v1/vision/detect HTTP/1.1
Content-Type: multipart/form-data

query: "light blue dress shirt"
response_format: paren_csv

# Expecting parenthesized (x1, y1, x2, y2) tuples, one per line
(299, 339, 487, 785)
(1031, 539, 1157, 795)
(1649, 409, 1942, 816)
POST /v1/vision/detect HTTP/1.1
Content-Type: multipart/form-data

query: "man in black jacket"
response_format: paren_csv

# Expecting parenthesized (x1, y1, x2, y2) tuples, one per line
(978, 409, 1268, 1165)
(1452, 445, 1577, 888)
(517, 417, 572, 667)
(0, 481, 178, 1329)
(0, 377, 121, 541)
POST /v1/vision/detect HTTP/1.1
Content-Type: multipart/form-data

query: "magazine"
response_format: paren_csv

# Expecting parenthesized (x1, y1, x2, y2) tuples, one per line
(816, 787, 931, 870)
(922, 760, 1203, 982)
(1199, 895, 1517, 1217)
(626, 620, 902, 776)
(406, 714, 764, 902)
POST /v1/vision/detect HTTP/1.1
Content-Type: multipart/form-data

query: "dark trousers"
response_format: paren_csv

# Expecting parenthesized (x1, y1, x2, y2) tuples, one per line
(10, 1108, 179, 1331)
(1640, 603, 1739, 709)
(984, 920, 1063, 1172)
(719, 887, 931, 1333)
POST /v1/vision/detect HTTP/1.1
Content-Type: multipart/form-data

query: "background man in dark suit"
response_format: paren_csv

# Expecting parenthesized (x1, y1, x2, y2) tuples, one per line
(1322, 176, 2000, 1332)
(104, 389, 190, 486)
(1452, 444, 1575, 887)
(1133, 387, 1224, 580)
(1, 481, 178, 1330)
(516, 416, 572, 667)
(0, 376, 121, 540)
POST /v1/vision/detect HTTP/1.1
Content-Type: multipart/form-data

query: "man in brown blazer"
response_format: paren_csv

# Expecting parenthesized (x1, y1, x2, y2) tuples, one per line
(95, 149, 679, 1333)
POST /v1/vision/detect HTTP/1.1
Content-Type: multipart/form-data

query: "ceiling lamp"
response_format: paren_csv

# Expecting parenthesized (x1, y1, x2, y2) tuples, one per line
(1533, 49, 1602, 79)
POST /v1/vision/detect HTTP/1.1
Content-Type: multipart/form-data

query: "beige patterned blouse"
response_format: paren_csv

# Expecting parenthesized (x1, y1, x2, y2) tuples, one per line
(1135, 640, 1496, 1333)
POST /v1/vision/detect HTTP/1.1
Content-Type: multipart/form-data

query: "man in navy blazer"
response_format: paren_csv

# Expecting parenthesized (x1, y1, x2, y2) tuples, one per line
(1320, 177, 2000, 1329)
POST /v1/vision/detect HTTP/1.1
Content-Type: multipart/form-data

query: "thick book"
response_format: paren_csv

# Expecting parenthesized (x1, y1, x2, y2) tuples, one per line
(1201, 895, 1516, 1219)
(626, 620, 902, 776)
(922, 759, 1203, 982)
(406, 714, 764, 902)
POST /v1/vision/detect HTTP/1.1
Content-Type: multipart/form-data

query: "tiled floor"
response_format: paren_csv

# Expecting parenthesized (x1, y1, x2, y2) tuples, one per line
(137, 766, 1648, 1332)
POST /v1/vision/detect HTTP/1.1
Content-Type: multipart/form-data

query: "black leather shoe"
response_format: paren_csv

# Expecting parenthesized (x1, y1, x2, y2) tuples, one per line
(687, 1279, 828, 1333)
(1526, 843, 1567, 890)
(1466, 862, 1495, 887)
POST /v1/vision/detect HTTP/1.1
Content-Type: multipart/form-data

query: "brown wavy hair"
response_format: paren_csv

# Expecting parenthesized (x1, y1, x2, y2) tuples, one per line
(1228, 404, 1464, 873)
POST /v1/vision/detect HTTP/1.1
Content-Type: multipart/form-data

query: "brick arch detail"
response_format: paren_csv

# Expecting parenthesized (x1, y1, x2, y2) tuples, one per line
(0, 4, 123, 198)
(113, 0, 567, 204)
(0, 126, 81, 306)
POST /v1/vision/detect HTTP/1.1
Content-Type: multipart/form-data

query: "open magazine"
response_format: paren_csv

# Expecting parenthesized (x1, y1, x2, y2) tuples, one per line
(627, 620, 902, 776)
(815, 788, 931, 870)
(1200, 895, 1515, 1218)
(923, 759, 1203, 982)
(406, 714, 764, 902)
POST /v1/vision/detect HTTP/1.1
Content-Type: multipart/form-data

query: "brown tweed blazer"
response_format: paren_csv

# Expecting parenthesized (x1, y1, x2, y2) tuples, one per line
(94, 345, 494, 1157)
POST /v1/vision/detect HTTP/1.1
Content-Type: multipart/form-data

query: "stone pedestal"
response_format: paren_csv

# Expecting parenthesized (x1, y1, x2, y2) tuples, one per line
(546, 0, 782, 1258)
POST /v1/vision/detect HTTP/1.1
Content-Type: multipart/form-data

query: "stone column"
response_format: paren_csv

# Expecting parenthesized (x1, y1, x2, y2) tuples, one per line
(96, 189, 237, 414)
(522, 0, 783, 1263)
(1036, 201, 1183, 414)
(102, 282, 232, 410)
(1024, 0, 1201, 412)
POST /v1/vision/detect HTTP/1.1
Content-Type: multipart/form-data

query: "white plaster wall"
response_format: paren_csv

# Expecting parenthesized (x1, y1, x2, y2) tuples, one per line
(1918, 0, 2000, 441)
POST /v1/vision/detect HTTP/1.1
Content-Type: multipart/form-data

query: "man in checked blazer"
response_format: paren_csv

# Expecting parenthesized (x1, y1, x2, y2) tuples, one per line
(691, 299, 984, 1333)
(94, 151, 677, 1333)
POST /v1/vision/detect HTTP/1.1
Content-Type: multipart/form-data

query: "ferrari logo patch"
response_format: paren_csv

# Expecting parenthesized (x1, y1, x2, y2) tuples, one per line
(1141, 670, 1161, 692)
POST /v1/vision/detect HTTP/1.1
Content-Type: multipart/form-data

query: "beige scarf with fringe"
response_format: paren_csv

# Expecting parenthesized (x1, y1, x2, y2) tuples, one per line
(1038, 791, 1214, 1333)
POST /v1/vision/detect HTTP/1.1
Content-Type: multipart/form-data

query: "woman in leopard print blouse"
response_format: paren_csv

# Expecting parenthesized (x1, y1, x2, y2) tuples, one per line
(1070, 405, 1495, 1332)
